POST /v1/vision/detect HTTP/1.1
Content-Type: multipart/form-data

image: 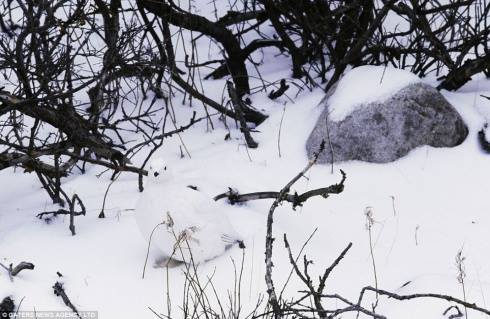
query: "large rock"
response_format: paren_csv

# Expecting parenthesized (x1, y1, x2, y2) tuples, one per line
(306, 83, 468, 163)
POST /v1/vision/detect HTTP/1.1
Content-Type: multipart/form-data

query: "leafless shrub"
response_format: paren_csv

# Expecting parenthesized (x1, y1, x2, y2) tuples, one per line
(1, 0, 488, 206)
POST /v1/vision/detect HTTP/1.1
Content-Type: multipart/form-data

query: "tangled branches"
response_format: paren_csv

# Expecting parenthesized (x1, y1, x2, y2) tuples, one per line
(1, 0, 489, 212)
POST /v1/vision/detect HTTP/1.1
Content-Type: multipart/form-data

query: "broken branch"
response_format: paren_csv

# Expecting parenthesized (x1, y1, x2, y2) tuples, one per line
(214, 170, 346, 209)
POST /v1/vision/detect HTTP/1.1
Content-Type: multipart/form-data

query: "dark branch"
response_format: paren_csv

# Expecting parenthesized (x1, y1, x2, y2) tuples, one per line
(53, 282, 81, 318)
(226, 81, 258, 148)
(214, 170, 346, 209)
(359, 286, 490, 316)
(438, 54, 490, 91)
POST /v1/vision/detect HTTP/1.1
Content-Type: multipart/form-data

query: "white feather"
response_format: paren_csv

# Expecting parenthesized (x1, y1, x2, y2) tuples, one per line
(135, 159, 241, 263)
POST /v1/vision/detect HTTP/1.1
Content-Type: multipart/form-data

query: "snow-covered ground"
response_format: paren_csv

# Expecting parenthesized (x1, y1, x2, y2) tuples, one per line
(2, 3, 490, 318)
(2, 68, 490, 318)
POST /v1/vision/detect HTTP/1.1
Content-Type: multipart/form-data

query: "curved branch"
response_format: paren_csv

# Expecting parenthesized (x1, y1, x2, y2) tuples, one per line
(359, 286, 490, 316)
(438, 54, 490, 91)
(138, 0, 250, 96)
(214, 170, 346, 209)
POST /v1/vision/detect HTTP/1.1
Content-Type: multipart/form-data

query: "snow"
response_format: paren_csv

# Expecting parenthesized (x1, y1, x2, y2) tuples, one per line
(3, 78, 490, 318)
(328, 65, 422, 122)
(2, 4, 490, 319)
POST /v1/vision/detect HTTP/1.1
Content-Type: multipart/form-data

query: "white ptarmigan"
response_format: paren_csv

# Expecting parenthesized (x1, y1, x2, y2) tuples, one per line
(136, 159, 243, 265)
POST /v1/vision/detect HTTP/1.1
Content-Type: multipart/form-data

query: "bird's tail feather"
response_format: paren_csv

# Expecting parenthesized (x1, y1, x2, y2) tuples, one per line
(221, 234, 246, 249)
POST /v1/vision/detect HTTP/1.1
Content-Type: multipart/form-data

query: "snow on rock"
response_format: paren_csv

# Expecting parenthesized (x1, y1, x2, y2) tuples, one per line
(328, 65, 422, 122)
(307, 82, 469, 164)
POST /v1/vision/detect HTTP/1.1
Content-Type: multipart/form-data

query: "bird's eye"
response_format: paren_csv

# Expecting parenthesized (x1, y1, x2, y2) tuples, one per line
(153, 172, 160, 177)
(164, 166, 167, 170)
